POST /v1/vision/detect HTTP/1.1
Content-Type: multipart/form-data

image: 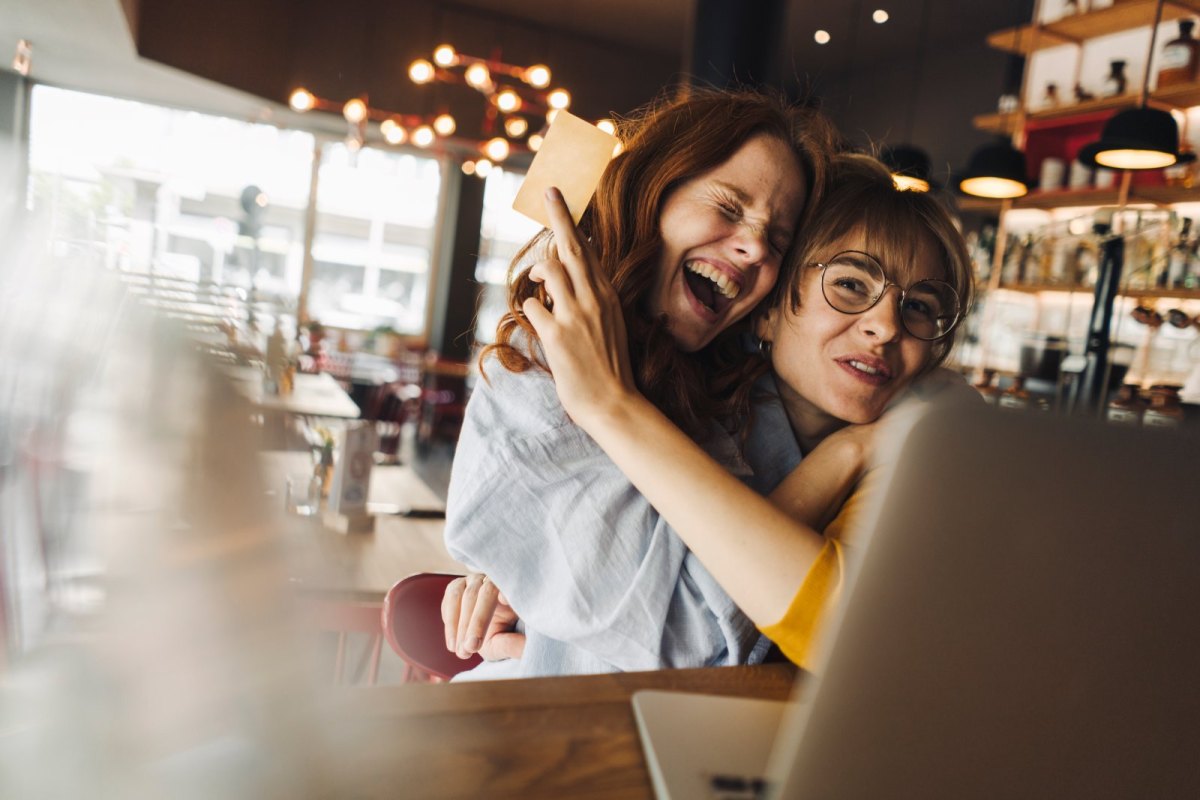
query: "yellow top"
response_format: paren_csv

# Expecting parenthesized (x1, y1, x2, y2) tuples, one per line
(758, 476, 874, 669)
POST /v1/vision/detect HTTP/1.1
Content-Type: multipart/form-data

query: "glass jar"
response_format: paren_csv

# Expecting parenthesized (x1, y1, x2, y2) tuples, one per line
(1106, 384, 1145, 426)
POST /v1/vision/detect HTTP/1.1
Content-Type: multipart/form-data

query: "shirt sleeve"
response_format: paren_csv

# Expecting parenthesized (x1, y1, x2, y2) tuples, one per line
(444, 366, 753, 672)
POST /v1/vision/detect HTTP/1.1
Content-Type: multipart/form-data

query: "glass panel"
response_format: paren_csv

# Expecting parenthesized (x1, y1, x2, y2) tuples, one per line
(307, 143, 442, 334)
(26, 85, 315, 302)
(474, 167, 542, 343)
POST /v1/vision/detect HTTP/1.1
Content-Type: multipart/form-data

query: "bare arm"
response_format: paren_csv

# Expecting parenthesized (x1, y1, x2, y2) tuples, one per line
(520, 189, 830, 625)
(769, 425, 874, 532)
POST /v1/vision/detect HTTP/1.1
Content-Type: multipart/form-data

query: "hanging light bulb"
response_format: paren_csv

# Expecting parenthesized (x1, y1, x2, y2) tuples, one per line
(524, 64, 552, 88)
(548, 88, 571, 110)
(465, 62, 492, 90)
(505, 117, 529, 138)
(475, 158, 494, 178)
(958, 139, 1029, 199)
(596, 119, 616, 135)
(462, 160, 477, 176)
(528, 134, 544, 152)
(412, 125, 436, 148)
(342, 98, 368, 124)
(496, 89, 521, 113)
(433, 44, 457, 67)
(409, 59, 435, 84)
(380, 119, 407, 145)
(484, 137, 510, 162)
(814, 30, 831, 44)
(433, 113, 457, 136)
(288, 88, 315, 112)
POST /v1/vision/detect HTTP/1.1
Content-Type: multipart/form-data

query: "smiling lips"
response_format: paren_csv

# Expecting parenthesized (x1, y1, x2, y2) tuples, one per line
(838, 356, 893, 386)
(683, 260, 742, 316)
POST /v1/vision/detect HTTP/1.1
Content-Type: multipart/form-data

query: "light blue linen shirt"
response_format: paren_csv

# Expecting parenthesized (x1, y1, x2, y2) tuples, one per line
(443, 351, 799, 680)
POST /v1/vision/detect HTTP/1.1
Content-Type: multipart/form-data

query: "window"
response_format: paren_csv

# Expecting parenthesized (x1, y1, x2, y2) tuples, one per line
(473, 167, 542, 343)
(307, 143, 442, 334)
(27, 85, 314, 300)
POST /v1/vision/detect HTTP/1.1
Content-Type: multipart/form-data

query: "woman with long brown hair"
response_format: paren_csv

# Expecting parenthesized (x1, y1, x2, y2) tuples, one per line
(441, 89, 837, 678)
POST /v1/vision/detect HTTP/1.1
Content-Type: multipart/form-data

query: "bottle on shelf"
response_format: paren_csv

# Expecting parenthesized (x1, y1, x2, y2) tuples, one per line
(1102, 59, 1128, 97)
(1073, 83, 1095, 103)
(998, 375, 1032, 411)
(1043, 82, 1062, 108)
(1157, 19, 1200, 89)
(1165, 217, 1193, 289)
(1073, 236, 1099, 288)
(1142, 385, 1185, 428)
(1105, 384, 1146, 426)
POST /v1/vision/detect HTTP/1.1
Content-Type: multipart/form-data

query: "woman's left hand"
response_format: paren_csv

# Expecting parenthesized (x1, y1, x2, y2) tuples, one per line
(521, 188, 637, 428)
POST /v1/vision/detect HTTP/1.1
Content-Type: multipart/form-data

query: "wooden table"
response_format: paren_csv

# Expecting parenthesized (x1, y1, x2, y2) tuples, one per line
(318, 663, 800, 799)
(262, 451, 465, 595)
(228, 366, 362, 419)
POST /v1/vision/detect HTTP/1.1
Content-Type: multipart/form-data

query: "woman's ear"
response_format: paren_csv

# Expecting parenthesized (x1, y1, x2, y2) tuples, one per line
(754, 307, 777, 344)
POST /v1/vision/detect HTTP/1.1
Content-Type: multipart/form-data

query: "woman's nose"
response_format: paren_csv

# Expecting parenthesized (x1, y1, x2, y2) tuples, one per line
(729, 221, 769, 265)
(856, 287, 903, 342)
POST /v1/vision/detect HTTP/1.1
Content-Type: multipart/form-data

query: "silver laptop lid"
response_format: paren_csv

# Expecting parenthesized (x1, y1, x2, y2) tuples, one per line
(770, 403, 1200, 799)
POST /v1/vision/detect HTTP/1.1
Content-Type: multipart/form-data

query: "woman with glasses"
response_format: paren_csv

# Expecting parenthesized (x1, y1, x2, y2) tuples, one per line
(449, 153, 976, 669)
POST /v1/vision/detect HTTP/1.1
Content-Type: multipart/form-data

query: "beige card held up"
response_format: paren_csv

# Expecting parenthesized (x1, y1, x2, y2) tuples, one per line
(512, 110, 619, 227)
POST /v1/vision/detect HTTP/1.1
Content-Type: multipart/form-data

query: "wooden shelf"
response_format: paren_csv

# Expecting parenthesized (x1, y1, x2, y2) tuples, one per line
(987, 0, 1200, 55)
(972, 83, 1200, 135)
(1134, 185, 1200, 204)
(993, 283, 1200, 300)
(1016, 188, 1124, 209)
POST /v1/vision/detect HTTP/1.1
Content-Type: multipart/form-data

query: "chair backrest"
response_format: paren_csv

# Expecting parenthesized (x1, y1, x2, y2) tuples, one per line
(382, 573, 481, 682)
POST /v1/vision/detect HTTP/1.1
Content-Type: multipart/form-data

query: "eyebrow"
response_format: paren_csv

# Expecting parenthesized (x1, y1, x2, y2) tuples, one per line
(713, 180, 795, 241)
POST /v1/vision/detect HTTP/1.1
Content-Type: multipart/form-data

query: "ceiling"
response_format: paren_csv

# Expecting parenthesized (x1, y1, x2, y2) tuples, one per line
(0, 0, 1032, 160)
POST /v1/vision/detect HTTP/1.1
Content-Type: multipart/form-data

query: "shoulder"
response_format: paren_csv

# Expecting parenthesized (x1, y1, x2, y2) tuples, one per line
(742, 372, 803, 494)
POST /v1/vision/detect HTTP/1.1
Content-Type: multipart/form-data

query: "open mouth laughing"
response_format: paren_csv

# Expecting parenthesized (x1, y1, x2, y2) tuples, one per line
(683, 260, 741, 316)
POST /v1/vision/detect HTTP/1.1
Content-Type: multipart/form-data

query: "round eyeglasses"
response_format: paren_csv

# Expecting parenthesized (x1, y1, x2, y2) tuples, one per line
(809, 250, 962, 341)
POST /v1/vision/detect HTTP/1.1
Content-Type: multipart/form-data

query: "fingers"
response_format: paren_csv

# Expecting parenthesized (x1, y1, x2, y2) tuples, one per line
(481, 631, 527, 662)
(542, 187, 598, 307)
(441, 576, 467, 652)
(461, 579, 502, 658)
(528, 259, 575, 310)
(453, 573, 486, 657)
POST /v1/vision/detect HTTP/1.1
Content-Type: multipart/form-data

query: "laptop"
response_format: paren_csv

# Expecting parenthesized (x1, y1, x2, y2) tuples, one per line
(634, 402, 1200, 799)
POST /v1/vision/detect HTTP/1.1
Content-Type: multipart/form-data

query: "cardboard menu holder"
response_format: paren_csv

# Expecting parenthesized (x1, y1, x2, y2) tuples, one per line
(324, 422, 377, 534)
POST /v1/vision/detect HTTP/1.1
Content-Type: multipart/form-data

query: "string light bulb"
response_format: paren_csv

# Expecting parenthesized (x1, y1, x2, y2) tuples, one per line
(409, 59, 435, 84)
(462, 160, 477, 175)
(548, 88, 571, 109)
(380, 119, 407, 145)
(524, 64, 552, 88)
(505, 117, 529, 137)
(475, 158, 494, 177)
(433, 113, 457, 136)
(596, 119, 616, 135)
(342, 98, 368, 124)
(465, 63, 491, 90)
(433, 44, 457, 67)
(546, 108, 561, 125)
(528, 134, 544, 152)
(496, 89, 521, 113)
(814, 30, 831, 44)
(412, 125, 436, 148)
(484, 137, 510, 162)
(289, 88, 315, 112)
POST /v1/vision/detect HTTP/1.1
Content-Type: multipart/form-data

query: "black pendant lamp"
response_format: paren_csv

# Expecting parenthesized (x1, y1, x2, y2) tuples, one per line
(883, 145, 936, 192)
(959, 138, 1029, 199)
(1078, 0, 1192, 170)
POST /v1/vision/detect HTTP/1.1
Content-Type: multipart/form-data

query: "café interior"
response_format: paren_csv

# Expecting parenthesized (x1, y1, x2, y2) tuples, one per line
(2, 0, 1198, 797)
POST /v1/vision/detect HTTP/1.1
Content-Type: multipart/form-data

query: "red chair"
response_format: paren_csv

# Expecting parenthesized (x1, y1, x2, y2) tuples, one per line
(381, 573, 481, 682)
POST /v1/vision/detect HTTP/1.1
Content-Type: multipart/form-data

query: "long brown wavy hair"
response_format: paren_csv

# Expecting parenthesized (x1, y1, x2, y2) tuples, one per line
(482, 88, 839, 438)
